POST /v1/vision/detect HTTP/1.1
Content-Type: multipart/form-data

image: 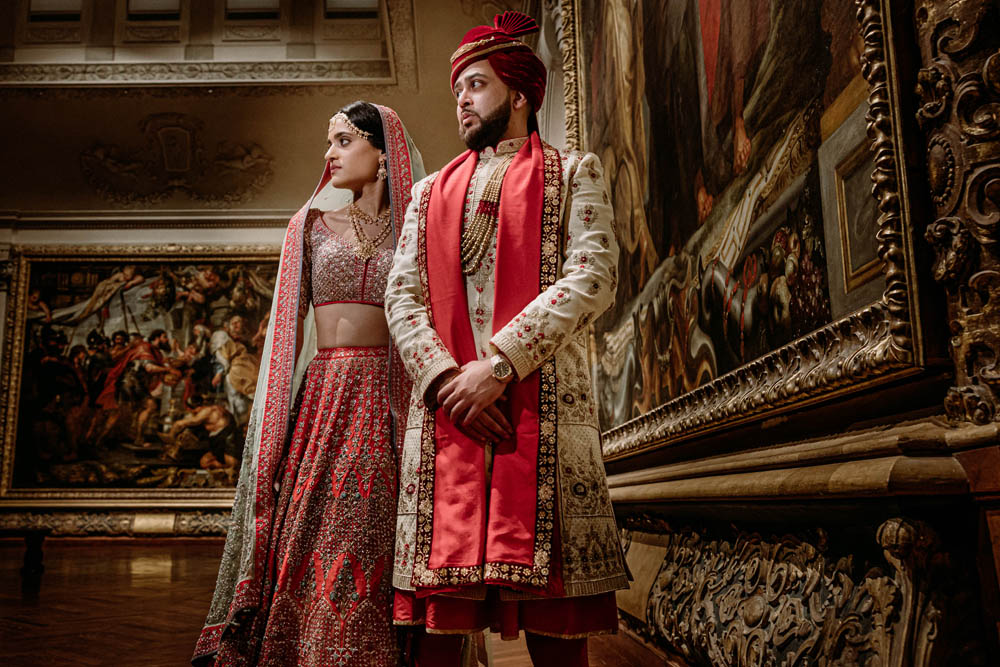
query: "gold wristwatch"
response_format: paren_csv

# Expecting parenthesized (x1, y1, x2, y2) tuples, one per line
(490, 353, 514, 383)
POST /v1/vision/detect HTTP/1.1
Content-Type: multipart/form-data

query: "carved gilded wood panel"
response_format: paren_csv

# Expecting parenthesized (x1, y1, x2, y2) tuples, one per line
(915, 0, 1000, 425)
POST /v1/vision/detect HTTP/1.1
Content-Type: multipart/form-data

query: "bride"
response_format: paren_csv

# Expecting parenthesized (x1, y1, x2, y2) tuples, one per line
(193, 102, 424, 666)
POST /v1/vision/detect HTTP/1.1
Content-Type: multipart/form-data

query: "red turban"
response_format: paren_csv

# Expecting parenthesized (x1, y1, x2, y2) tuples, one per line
(450, 11, 547, 112)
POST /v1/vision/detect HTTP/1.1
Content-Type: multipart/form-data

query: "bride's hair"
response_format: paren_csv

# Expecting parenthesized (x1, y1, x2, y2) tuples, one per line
(336, 101, 386, 152)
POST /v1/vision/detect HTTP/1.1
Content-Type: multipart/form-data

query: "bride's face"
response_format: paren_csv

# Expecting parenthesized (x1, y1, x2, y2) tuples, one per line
(324, 118, 382, 191)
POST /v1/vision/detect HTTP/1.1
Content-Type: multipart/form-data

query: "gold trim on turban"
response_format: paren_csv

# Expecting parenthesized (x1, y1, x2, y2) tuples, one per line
(451, 41, 529, 77)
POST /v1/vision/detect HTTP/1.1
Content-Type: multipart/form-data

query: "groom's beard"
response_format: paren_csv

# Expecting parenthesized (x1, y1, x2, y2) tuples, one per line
(460, 99, 513, 152)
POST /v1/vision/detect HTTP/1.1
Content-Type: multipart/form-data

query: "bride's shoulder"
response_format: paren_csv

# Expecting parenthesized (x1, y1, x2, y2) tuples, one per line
(308, 207, 347, 223)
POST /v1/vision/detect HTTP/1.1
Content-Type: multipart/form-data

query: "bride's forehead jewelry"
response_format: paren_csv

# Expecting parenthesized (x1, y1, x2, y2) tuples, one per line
(330, 112, 373, 141)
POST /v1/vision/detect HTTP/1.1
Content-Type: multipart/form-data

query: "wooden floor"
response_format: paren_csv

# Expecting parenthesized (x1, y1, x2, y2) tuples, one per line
(0, 538, 664, 666)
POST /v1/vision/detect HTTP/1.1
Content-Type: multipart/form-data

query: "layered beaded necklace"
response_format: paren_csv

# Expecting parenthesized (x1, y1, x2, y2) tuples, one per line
(461, 154, 515, 275)
(348, 203, 392, 261)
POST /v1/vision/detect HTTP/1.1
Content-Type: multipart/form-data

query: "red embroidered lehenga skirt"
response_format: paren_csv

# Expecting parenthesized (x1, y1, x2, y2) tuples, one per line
(214, 347, 398, 666)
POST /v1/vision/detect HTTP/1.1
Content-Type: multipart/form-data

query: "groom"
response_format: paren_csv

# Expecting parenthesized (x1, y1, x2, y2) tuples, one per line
(386, 11, 627, 666)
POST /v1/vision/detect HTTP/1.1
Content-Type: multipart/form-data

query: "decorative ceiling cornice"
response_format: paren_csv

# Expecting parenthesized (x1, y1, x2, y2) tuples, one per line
(0, 59, 393, 87)
(0, 0, 417, 93)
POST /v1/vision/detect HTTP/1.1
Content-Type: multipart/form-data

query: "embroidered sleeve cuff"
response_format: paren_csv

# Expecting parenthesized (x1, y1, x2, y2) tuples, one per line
(416, 356, 460, 407)
(490, 329, 534, 382)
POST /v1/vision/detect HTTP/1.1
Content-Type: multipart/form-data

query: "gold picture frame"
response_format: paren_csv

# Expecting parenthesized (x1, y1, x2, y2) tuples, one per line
(0, 243, 279, 514)
(819, 97, 886, 318)
(560, 0, 927, 460)
(836, 140, 884, 294)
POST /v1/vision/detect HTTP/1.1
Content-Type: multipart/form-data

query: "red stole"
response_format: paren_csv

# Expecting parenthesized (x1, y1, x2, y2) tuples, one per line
(423, 133, 546, 588)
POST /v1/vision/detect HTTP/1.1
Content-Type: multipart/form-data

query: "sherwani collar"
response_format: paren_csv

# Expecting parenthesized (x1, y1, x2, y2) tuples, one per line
(478, 136, 529, 160)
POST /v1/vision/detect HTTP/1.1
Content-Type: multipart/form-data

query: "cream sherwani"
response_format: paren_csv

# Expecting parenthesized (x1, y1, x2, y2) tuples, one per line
(386, 138, 628, 598)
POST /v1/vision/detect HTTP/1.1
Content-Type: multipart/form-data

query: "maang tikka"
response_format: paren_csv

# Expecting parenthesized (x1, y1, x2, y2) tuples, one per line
(330, 111, 373, 141)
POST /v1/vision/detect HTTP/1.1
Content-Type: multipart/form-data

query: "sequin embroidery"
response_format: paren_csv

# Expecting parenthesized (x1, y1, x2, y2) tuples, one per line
(300, 209, 395, 316)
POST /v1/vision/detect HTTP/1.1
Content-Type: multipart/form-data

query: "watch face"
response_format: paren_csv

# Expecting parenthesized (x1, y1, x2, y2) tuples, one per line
(493, 358, 512, 379)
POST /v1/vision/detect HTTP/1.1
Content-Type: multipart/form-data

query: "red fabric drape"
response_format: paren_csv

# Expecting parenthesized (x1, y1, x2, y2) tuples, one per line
(699, 0, 723, 104)
(423, 134, 545, 581)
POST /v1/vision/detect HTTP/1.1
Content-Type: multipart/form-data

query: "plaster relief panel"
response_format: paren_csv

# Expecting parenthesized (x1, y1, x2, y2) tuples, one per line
(79, 112, 274, 207)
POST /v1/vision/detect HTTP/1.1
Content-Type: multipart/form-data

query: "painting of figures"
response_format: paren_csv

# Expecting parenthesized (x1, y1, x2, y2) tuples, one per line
(5, 253, 277, 490)
(580, 0, 877, 429)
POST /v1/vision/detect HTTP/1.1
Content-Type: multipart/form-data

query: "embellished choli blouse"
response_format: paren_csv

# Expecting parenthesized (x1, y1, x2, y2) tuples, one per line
(299, 208, 395, 317)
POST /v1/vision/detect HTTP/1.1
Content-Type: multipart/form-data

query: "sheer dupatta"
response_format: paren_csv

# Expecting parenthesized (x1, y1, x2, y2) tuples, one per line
(193, 105, 425, 663)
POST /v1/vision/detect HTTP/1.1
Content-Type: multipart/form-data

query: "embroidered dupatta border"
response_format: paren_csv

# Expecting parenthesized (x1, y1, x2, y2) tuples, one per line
(244, 206, 306, 605)
(411, 142, 563, 592)
(193, 202, 308, 658)
(377, 104, 414, 241)
(376, 104, 418, 459)
(193, 190, 313, 663)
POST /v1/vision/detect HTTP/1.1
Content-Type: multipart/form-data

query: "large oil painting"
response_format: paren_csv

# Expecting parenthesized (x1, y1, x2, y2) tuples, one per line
(0, 247, 278, 499)
(578, 0, 889, 431)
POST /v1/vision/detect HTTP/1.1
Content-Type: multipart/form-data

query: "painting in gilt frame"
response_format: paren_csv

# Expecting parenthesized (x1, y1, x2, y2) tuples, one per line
(561, 0, 924, 458)
(0, 245, 279, 508)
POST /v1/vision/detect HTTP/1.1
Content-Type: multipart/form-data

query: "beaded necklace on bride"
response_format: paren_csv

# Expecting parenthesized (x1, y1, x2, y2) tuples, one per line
(348, 203, 391, 261)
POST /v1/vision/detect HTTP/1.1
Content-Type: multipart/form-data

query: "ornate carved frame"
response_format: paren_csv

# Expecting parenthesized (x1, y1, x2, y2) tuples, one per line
(835, 138, 885, 293)
(0, 244, 279, 520)
(559, 0, 928, 460)
(916, 0, 1000, 426)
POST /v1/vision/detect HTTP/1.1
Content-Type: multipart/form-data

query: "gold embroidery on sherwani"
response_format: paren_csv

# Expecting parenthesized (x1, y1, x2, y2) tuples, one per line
(416, 175, 438, 328)
(392, 175, 454, 389)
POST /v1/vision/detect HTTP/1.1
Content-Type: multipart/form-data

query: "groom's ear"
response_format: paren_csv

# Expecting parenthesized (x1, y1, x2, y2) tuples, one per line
(511, 90, 529, 112)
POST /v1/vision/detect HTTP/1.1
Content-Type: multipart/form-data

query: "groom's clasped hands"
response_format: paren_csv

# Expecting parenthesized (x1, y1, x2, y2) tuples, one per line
(437, 359, 514, 443)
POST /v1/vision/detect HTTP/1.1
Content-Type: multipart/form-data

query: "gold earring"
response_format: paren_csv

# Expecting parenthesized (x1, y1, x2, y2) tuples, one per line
(377, 155, 387, 181)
